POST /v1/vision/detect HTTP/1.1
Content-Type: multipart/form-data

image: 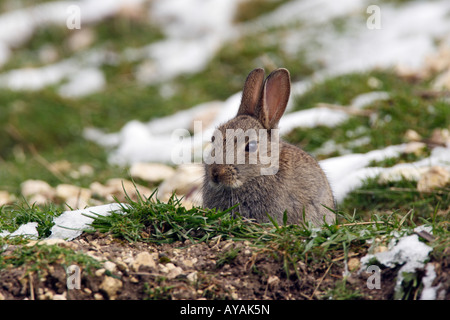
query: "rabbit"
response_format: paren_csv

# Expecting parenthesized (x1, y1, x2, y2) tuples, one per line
(202, 68, 335, 226)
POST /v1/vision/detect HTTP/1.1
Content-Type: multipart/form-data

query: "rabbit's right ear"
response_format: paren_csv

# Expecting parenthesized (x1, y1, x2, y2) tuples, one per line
(237, 68, 265, 117)
(259, 68, 290, 129)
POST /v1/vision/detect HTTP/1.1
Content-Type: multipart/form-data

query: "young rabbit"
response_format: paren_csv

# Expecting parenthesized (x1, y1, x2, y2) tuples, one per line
(202, 68, 335, 226)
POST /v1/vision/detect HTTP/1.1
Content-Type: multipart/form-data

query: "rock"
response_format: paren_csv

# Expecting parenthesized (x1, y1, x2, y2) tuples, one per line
(94, 293, 104, 300)
(403, 141, 427, 156)
(103, 261, 117, 273)
(404, 129, 422, 142)
(378, 167, 428, 184)
(106, 178, 153, 201)
(69, 164, 94, 179)
(52, 294, 67, 300)
(267, 275, 280, 289)
(55, 184, 92, 209)
(132, 252, 157, 271)
(66, 28, 96, 52)
(373, 245, 388, 254)
(38, 44, 59, 64)
(429, 128, 450, 146)
(56, 184, 91, 201)
(157, 164, 203, 201)
(90, 179, 153, 202)
(417, 166, 450, 192)
(347, 258, 360, 272)
(0, 191, 14, 206)
(130, 162, 175, 183)
(26, 238, 77, 250)
(21, 179, 55, 200)
(187, 271, 198, 283)
(181, 258, 198, 269)
(189, 101, 221, 132)
(159, 263, 183, 280)
(99, 276, 122, 300)
(423, 44, 450, 76)
(432, 70, 450, 91)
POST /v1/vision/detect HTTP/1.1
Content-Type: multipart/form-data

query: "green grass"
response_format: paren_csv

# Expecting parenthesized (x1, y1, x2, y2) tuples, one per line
(342, 177, 450, 221)
(86, 188, 448, 275)
(0, 201, 64, 237)
(0, 237, 102, 276)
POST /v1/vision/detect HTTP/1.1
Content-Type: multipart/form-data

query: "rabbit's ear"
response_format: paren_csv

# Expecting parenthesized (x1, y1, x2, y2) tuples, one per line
(259, 68, 290, 129)
(237, 68, 265, 117)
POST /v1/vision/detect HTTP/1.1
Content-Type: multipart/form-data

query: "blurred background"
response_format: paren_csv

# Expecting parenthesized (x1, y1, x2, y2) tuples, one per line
(0, 0, 449, 215)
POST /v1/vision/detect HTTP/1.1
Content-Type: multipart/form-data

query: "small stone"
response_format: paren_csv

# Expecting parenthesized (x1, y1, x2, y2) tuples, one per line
(103, 261, 117, 273)
(157, 164, 203, 201)
(52, 294, 67, 300)
(130, 276, 139, 283)
(132, 252, 156, 271)
(105, 178, 153, 202)
(347, 258, 360, 272)
(403, 142, 427, 155)
(159, 263, 183, 279)
(94, 293, 104, 300)
(99, 276, 122, 300)
(66, 28, 96, 52)
(429, 128, 450, 146)
(28, 194, 51, 206)
(267, 275, 280, 288)
(130, 162, 175, 183)
(367, 77, 382, 89)
(378, 166, 428, 184)
(373, 245, 388, 254)
(404, 129, 422, 142)
(417, 166, 450, 192)
(182, 258, 198, 269)
(55, 184, 92, 202)
(83, 288, 92, 295)
(189, 101, 221, 132)
(95, 269, 106, 277)
(0, 191, 14, 206)
(115, 260, 129, 273)
(187, 271, 198, 283)
(21, 179, 55, 199)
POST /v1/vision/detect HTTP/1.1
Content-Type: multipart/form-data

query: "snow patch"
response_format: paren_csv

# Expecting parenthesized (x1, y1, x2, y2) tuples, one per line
(48, 203, 125, 241)
(360, 233, 433, 296)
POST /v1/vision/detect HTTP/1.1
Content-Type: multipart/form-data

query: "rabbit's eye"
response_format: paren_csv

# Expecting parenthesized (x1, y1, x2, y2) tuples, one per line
(211, 135, 215, 143)
(245, 140, 257, 153)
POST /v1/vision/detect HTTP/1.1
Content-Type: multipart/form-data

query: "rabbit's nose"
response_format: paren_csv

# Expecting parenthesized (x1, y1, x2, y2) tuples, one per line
(211, 166, 225, 183)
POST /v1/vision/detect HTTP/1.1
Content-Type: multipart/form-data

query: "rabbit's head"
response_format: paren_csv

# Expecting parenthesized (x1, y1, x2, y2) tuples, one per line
(204, 68, 290, 189)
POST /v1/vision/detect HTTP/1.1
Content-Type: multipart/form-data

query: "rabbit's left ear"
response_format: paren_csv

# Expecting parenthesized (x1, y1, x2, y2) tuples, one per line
(259, 68, 290, 129)
(237, 68, 265, 117)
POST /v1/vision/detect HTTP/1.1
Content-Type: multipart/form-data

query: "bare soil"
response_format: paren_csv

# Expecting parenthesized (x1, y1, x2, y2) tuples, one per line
(0, 232, 448, 300)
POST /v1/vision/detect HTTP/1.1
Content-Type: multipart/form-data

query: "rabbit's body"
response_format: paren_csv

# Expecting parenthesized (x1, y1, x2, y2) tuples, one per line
(202, 68, 335, 226)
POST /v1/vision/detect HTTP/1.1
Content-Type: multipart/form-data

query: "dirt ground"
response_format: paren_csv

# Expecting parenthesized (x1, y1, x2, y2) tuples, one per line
(0, 231, 448, 300)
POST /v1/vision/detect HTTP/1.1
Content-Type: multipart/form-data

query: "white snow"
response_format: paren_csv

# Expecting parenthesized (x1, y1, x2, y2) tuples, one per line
(48, 203, 125, 241)
(0, 222, 39, 239)
(420, 263, 440, 300)
(322, 146, 450, 203)
(0, 203, 125, 241)
(360, 233, 433, 296)
(58, 67, 106, 98)
(271, 0, 450, 76)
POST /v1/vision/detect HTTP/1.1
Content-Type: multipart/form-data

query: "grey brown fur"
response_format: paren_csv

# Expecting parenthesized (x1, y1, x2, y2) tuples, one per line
(202, 68, 335, 226)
